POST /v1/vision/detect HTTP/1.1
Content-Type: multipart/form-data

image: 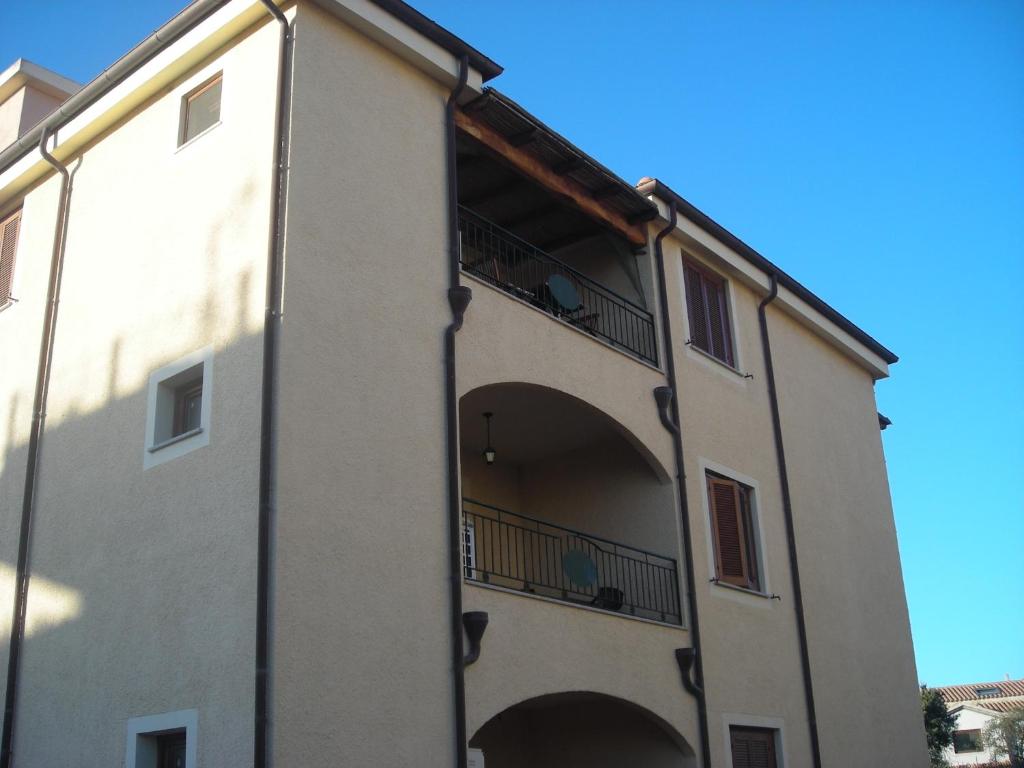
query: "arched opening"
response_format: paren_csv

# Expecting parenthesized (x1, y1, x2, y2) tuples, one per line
(470, 692, 696, 768)
(460, 383, 682, 624)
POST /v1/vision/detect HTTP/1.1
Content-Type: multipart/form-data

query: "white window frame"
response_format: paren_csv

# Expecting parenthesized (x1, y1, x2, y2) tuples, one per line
(698, 457, 772, 604)
(722, 713, 787, 768)
(126, 708, 198, 768)
(144, 346, 213, 469)
(175, 69, 224, 152)
(462, 518, 477, 579)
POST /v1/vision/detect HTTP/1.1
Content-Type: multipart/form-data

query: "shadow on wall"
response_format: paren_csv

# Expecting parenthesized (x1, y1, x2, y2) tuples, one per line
(470, 691, 697, 768)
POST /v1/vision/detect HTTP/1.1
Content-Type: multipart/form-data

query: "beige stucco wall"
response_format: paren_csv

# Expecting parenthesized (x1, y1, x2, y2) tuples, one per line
(769, 306, 928, 766)
(659, 228, 927, 767)
(660, 235, 816, 768)
(0, 15, 279, 766)
(270, 3, 458, 766)
(0, 87, 27, 150)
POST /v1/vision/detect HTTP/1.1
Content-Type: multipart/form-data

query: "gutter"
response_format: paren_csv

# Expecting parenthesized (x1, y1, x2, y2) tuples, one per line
(637, 177, 898, 366)
(758, 275, 823, 768)
(651, 201, 712, 768)
(444, 55, 473, 768)
(253, 2, 292, 767)
(0, 0, 501, 181)
(0, 0, 231, 178)
(0, 125, 74, 768)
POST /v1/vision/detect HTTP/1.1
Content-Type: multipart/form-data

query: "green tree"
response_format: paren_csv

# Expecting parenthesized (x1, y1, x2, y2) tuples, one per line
(983, 707, 1024, 768)
(921, 685, 956, 767)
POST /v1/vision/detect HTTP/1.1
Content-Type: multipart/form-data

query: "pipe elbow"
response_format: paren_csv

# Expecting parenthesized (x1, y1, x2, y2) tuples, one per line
(653, 386, 678, 435)
(675, 647, 703, 698)
(462, 611, 489, 667)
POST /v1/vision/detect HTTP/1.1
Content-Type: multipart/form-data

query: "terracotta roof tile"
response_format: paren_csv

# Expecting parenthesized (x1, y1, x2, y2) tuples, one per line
(936, 679, 1024, 702)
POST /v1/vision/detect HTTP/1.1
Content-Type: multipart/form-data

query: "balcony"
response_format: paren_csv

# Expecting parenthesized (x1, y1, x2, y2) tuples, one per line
(463, 498, 682, 624)
(458, 207, 658, 365)
(460, 383, 681, 627)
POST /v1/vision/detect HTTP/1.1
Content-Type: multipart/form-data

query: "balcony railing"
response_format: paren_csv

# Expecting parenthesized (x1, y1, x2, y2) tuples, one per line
(458, 207, 659, 366)
(462, 498, 682, 625)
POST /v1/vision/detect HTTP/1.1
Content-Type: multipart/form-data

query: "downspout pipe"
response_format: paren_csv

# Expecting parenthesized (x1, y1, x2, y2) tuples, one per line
(757, 275, 823, 768)
(444, 55, 472, 768)
(254, 3, 291, 768)
(651, 201, 711, 768)
(0, 124, 73, 768)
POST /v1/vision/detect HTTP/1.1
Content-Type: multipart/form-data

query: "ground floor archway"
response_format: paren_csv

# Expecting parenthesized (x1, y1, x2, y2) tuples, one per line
(470, 692, 696, 768)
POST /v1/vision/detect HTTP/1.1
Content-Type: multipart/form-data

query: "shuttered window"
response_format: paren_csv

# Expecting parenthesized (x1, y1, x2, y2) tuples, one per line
(683, 261, 734, 366)
(730, 727, 777, 768)
(707, 473, 761, 591)
(1, 208, 22, 309)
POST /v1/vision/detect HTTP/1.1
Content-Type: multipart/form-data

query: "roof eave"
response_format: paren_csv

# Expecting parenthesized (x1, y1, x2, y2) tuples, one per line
(638, 177, 899, 366)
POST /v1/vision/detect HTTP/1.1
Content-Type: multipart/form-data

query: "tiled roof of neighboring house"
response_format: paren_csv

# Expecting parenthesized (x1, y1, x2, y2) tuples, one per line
(971, 700, 1024, 714)
(937, 679, 1024, 703)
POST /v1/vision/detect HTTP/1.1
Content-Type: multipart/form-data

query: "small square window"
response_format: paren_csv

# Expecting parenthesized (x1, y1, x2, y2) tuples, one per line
(683, 260, 735, 367)
(1, 207, 22, 310)
(126, 709, 196, 768)
(707, 472, 761, 592)
(953, 729, 983, 753)
(145, 347, 212, 469)
(179, 73, 222, 146)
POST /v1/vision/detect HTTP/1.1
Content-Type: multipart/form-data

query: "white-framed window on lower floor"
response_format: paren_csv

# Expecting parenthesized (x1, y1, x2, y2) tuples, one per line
(699, 459, 770, 598)
(723, 715, 786, 768)
(144, 346, 213, 469)
(126, 708, 197, 768)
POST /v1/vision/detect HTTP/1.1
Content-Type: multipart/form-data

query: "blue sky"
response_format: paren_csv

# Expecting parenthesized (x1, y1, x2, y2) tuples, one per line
(3, 1, 1021, 687)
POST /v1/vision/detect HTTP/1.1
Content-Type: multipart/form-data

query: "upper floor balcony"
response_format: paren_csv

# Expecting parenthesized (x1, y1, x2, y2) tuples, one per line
(455, 89, 660, 368)
(458, 207, 658, 365)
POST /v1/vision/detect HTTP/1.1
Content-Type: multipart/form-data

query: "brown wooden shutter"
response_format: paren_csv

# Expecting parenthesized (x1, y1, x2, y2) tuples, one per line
(0, 209, 21, 304)
(705, 278, 733, 365)
(707, 475, 749, 587)
(730, 727, 777, 768)
(683, 263, 710, 352)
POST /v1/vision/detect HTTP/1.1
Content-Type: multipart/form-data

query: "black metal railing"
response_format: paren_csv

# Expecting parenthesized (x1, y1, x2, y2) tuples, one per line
(458, 207, 659, 365)
(462, 498, 682, 625)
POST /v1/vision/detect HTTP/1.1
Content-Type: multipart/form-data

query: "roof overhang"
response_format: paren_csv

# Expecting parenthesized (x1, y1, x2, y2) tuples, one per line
(456, 88, 656, 247)
(0, 0, 502, 200)
(639, 177, 897, 380)
(0, 59, 80, 106)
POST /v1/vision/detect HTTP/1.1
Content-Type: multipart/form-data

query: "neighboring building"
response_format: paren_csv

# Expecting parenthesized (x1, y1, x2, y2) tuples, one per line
(937, 679, 1024, 766)
(0, 1, 929, 767)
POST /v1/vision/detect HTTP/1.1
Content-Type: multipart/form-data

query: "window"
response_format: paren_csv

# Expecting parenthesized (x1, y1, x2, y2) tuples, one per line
(144, 347, 213, 469)
(975, 686, 1001, 697)
(179, 73, 222, 146)
(157, 732, 186, 768)
(730, 726, 777, 768)
(683, 260, 734, 366)
(707, 472, 761, 591)
(125, 709, 197, 768)
(953, 729, 983, 753)
(173, 379, 203, 437)
(1, 207, 22, 309)
(462, 519, 477, 579)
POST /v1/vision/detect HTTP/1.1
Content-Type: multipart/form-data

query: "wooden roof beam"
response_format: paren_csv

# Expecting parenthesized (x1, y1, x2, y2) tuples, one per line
(455, 108, 647, 247)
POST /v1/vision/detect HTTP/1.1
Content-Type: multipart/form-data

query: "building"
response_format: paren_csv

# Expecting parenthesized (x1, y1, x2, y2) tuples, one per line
(0, 1, 929, 766)
(936, 679, 1024, 766)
